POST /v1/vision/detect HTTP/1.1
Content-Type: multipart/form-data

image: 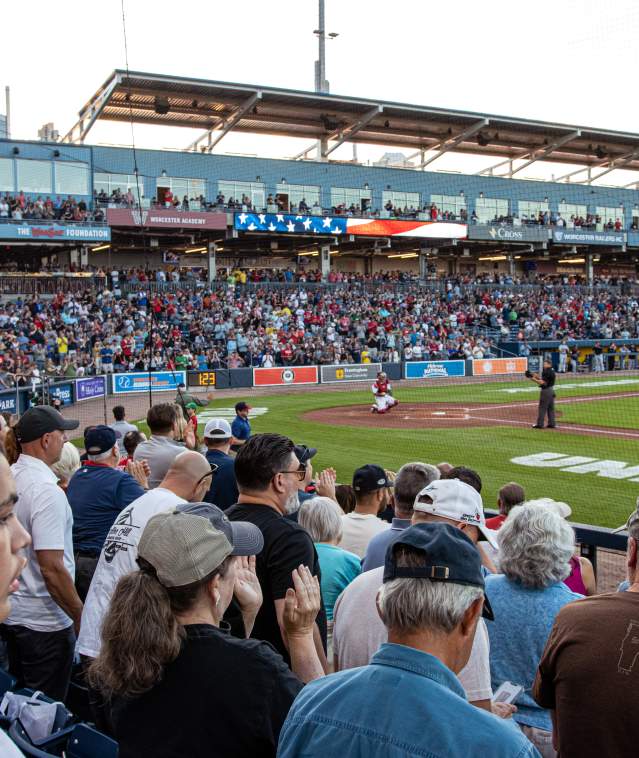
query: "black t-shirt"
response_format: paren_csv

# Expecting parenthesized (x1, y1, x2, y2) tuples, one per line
(112, 624, 302, 758)
(541, 367, 556, 388)
(226, 502, 327, 662)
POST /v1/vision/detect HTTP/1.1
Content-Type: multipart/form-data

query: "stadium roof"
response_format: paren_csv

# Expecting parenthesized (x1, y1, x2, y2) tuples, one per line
(62, 70, 639, 182)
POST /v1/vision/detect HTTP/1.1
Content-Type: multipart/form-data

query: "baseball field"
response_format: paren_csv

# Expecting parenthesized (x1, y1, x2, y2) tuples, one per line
(181, 374, 639, 530)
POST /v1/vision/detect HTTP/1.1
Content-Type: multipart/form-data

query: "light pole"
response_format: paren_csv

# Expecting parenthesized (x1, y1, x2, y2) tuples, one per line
(313, 1, 338, 94)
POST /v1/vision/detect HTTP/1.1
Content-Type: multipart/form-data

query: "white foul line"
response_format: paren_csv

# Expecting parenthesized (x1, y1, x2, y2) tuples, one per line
(467, 414, 639, 439)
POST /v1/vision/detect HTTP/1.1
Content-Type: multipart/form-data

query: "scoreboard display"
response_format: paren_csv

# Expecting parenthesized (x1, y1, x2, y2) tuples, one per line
(187, 371, 216, 387)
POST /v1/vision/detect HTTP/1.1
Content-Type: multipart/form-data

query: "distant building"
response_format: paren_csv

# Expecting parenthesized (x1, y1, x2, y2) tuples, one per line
(374, 152, 415, 169)
(38, 122, 59, 142)
(0, 114, 6, 139)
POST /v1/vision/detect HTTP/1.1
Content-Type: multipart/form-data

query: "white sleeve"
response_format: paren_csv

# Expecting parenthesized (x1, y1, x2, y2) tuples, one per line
(30, 484, 70, 551)
(457, 618, 493, 702)
(371, 383, 378, 394)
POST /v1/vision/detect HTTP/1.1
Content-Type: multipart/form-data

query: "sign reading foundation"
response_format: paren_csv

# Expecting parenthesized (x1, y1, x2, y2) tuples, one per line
(320, 364, 382, 383)
(252, 366, 319, 387)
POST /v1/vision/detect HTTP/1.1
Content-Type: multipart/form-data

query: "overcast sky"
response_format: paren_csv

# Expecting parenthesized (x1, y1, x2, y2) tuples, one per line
(2, 0, 639, 183)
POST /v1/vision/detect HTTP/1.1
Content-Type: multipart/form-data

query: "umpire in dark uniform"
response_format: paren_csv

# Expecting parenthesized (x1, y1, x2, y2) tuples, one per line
(527, 358, 556, 429)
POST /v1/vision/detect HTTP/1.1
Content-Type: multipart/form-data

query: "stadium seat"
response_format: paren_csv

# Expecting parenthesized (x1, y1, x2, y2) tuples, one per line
(65, 723, 118, 758)
(6, 691, 75, 755)
(0, 667, 17, 729)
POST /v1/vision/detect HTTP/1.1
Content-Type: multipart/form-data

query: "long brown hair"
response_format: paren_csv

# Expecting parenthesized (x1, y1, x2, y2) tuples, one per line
(88, 556, 230, 699)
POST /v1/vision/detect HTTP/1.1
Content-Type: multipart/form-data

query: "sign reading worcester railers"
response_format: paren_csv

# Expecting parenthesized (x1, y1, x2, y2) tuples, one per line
(321, 364, 382, 383)
(253, 366, 318, 387)
(107, 208, 227, 229)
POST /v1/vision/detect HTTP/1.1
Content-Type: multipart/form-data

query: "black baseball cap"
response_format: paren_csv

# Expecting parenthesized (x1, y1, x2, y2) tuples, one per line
(176, 502, 264, 556)
(294, 444, 317, 465)
(15, 406, 79, 444)
(383, 523, 494, 620)
(353, 464, 391, 493)
(84, 425, 121, 455)
(235, 402, 252, 412)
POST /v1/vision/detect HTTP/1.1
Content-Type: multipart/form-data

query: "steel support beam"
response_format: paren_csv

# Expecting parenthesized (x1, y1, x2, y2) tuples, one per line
(508, 130, 581, 176)
(417, 119, 489, 169)
(61, 74, 121, 144)
(186, 91, 261, 153)
(322, 105, 383, 157)
(587, 149, 639, 183)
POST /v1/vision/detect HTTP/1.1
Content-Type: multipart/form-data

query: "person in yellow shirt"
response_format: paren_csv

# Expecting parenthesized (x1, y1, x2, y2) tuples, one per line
(361, 349, 371, 364)
(56, 334, 69, 363)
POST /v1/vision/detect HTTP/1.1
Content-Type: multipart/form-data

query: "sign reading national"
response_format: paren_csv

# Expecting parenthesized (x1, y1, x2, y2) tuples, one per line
(112, 371, 187, 394)
(404, 360, 466, 379)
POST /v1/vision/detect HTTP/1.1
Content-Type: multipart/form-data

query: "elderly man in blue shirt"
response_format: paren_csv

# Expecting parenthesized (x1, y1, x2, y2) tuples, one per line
(278, 523, 540, 758)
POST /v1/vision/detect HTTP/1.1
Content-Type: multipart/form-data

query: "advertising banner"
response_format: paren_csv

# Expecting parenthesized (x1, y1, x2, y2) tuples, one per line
(346, 219, 467, 239)
(404, 360, 466, 379)
(49, 382, 74, 406)
(187, 370, 217, 388)
(472, 358, 528, 376)
(112, 371, 186, 395)
(0, 223, 111, 242)
(320, 363, 382, 383)
(106, 208, 227, 229)
(75, 375, 106, 402)
(552, 229, 625, 246)
(235, 212, 347, 235)
(468, 225, 549, 242)
(0, 391, 17, 415)
(252, 366, 318, 387)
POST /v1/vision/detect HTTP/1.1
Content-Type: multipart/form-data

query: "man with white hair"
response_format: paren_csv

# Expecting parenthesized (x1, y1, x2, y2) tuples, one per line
(279, 524, 538, 757)
(533, 499, 639, 757)
(370, 371, 398, 414)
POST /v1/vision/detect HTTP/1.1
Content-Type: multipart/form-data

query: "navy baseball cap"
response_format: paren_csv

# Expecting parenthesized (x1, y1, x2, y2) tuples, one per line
(177, 502, 263, 556)
(353, 464, 391, 493)
(383, 522, 494, 620)
(15, 406, 79, 444)
(294, 444, 317, 465)
(84, 425, 121, 455)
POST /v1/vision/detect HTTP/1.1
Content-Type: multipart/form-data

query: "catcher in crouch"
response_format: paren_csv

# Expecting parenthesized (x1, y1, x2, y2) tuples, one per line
(371, 371, 399, 414)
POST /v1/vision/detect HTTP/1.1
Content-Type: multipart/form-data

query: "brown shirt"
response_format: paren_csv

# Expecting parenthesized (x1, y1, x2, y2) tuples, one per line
(533, 591, 639, 758)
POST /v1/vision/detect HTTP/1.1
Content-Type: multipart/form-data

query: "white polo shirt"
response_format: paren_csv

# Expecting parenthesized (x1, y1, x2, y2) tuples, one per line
(7, 454, 75, 632)
(340, 512, 390, 559)
(77, 487, 185, 658)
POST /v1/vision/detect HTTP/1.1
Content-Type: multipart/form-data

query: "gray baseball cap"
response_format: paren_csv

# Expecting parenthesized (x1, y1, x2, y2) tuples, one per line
(138, 503, 263, 588)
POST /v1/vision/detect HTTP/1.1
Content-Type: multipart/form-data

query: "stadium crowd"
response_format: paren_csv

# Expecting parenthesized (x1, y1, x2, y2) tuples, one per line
(0, 399, 636, 757)
(0, 275, 637, 383)
(0, 193, 105, 223)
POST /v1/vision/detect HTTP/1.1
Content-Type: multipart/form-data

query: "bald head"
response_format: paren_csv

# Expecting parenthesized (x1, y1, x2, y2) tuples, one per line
(160, 451, 212, 502)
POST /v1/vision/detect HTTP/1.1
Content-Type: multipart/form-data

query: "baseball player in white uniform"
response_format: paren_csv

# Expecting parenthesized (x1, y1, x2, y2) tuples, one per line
(371, 371, 399, 414)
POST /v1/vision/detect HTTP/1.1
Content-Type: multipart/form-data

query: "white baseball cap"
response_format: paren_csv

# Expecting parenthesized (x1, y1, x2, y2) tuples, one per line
(413, 479, 498, 549)
(203, 418, 232, 440)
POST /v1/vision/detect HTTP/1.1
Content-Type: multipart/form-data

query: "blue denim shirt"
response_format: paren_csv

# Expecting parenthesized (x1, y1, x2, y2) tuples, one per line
(278, 643, 540, 758)
(231, 415, 251, 441)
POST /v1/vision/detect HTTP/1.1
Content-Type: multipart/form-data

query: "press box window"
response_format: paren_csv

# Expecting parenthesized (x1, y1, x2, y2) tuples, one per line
(474, 198, 508, 223)
(94, 173, 140, 196)
(0, 158, 14, 192)
(518, 200, 549, 220)
(558, 203, 587, 221)
(597, 206, 624, 226)
(218, 180, 265, 210)
(430, 194, 466, 215)
(55, 162, 89, 195)
(384, 191, 420, 210)
(16, 159, 52, 194)
(330, 187, 371, 212)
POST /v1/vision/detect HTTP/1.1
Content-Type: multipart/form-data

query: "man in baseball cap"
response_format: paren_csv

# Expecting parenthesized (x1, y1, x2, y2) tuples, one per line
(293, 444, 318, 509)
(412, 478, 499, 551)
(340, 464, 392, 558)
(14, 405, 79, 445)
(231, 402, 252, 450)
(203, 419, 238, 510)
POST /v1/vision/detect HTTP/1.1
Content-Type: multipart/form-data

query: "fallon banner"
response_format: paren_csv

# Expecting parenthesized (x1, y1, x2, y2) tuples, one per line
(552, 228, 625, 246)
(112, 370, 186, 395)
(0, 222, 111, 242)
(404, 360, 466, 379)
(320, 363, 382, 384)
(472, 358, 528, 376)
(252, 366, 318, 387)
(76, 375, 106, 402)
(107, 208, 227, 230)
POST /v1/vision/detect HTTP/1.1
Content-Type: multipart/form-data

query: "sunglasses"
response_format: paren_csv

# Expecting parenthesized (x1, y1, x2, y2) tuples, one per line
(195, 463, 219, 488)
(276, 465, 307, 483)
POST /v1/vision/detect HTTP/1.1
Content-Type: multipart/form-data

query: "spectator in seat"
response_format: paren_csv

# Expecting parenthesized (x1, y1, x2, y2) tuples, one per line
(110, 405, 137, 453)
(362, 462, 440, 571)
(279, 524, 536, 758)
(119, 430, 146, 467)
(485, 503, 583, 756)
(334, 484, 356, 514)
(0, 406, 82, 701)
(0, 452, 31, 758)
(50, 440, 81, 492)
(134, 403, 193, 488)
(77, 451, 216, 662)
(226, 433, 328, 668)
(340, 465, 391, 558)
(485, 482, 526, 530)
(533, 498, 639, 757)
(66, 426, 148, 600)
(202, 418, 239, 510)
(90, 503, 324, 757)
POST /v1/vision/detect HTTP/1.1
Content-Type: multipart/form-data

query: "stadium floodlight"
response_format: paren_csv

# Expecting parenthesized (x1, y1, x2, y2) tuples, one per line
(91, 244, 111, 252)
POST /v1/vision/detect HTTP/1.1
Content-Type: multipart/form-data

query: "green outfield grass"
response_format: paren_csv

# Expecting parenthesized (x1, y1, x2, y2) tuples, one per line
(130, 375, 639, 529)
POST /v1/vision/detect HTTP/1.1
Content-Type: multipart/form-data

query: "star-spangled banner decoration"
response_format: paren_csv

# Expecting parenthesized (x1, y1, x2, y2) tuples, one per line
(234, 212, 347, 235)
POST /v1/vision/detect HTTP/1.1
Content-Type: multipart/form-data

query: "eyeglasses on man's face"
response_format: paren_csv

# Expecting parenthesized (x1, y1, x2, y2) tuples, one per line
(276, 465, 307, 483)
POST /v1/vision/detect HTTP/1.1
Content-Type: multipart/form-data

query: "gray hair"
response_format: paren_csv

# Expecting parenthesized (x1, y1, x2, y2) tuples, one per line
(87, 447, 115, 463)
(498, 503, 575, 588)
(393, 462, 440, 516)
(50, 441, 81, 484)
(298, 496, 343, 543)
(377, 544, 483, 634)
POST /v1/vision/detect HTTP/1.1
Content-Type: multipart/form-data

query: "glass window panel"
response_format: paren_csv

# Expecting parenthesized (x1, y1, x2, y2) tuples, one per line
(384, 191, 420, 211)
(430, 194, 465, 215)
(558, 203, 587, 222)
(597, 206, 624, 226)
(474, 197, 509, 223)
(276, 183, 320, 208)
(218, 180, 265, 209)
(16, 160, 51, 193)
(55, 162, 88, 195)
(94, 173, 139, 195)
(0, 158, 14, 192)
(330, 187, 371, 210)
(518, 200, 549, 220)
